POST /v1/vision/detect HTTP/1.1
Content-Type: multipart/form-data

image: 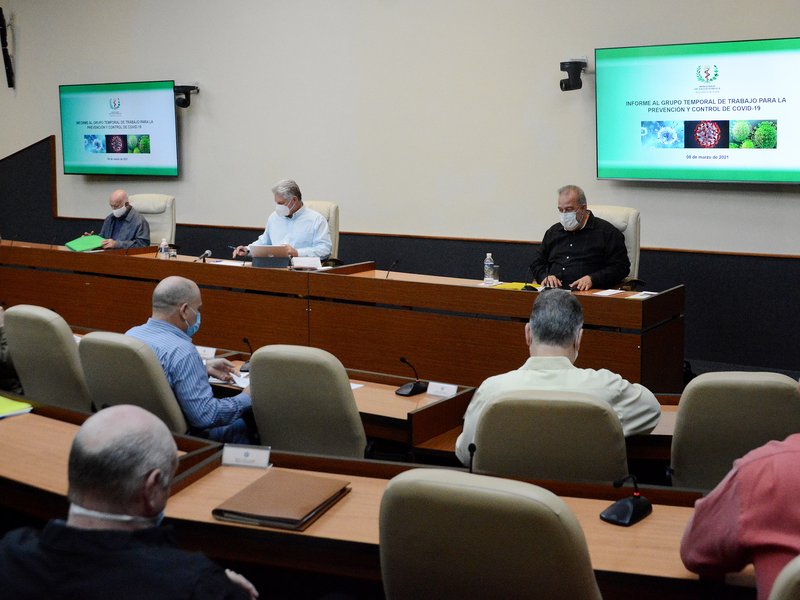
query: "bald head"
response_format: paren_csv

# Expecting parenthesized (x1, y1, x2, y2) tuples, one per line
(152, 276, 200, 316)
(109, 189, 128, 210)
(68, 405, 178, 512)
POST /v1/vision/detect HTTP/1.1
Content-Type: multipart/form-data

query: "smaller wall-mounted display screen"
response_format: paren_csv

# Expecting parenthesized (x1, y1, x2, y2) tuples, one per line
(59, 80, 178, 176)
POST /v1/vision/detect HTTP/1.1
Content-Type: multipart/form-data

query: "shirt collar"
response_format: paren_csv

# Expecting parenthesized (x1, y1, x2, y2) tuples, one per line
(287, 205, 305, 219)
(521, 355, 576, 370)
(147, 317, 191, 341)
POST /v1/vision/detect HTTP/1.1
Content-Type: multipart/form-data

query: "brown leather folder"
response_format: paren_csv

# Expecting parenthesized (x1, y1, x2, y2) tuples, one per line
(212, 468, 351, 531)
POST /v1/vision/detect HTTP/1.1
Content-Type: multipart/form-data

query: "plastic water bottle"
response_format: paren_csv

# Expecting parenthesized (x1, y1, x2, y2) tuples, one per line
(158, 238, 169, 260)
(483, 253, 494, 284)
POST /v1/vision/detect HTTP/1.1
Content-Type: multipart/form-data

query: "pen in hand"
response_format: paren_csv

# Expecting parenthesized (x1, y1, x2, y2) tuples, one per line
(229, 245, 248, 264)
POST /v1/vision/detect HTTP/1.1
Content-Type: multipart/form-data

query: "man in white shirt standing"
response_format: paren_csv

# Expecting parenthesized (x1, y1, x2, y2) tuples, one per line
(455, 288, 661, 465)
(232, 179, 332, 260)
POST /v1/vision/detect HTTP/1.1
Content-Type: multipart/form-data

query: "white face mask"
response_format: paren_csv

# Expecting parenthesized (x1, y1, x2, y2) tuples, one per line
(274, 198, 295, 218)
(112, 205, 127, 218)
(560, 209, 581, 231)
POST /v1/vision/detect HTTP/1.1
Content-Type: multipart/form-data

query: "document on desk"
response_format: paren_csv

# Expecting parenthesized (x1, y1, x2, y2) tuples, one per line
(626, 291, 659, 300)
(209, 373, 250, 388)
(207, 259, 248, 267)
(195, 345, 217, 360)
(212, 468, 351, 531)
(593, 289, 624, 296)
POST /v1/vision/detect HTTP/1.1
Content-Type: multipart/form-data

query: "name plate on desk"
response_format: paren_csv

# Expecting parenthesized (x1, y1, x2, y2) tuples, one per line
(426, 381, 458, 397)
(222, 444, 271, 468)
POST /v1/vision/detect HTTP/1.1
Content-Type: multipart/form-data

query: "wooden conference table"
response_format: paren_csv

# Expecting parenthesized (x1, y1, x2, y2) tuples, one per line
(0, 241, 685, 391)
(347, 370, 472, 447)
(0, 410, 755, 599)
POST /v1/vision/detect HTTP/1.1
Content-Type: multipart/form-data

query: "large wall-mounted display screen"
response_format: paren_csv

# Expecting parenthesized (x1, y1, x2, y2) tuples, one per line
(596, 38, 799, 183)
(59, 80, 178, 176)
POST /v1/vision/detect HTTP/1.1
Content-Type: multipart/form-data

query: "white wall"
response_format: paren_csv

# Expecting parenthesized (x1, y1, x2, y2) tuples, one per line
(1, 0, 799, 253)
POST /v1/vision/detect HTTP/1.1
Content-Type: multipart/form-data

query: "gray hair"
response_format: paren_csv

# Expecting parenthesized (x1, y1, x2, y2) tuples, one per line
(557, 184, 586, 206)
(529, 289, 584, 346)
(152, 276, 198, 313)
(271, 179, 302, 202)
(68, 413, 177, 509)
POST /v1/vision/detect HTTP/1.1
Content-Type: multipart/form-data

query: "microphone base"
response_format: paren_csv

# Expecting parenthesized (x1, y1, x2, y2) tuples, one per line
(239, 361, 251, 373)
(395, 380, 428, 397)
(599, 495, 652, 527)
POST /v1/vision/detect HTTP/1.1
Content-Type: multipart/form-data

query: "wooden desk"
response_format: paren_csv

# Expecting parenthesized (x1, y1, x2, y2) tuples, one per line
(0, 411, 754, 599)
(0, 408, 220, 519)
(348, 370, 473, 446)
(219, 365, 474, 449)
(165, 453, 753, 599)
(0, 243, 310, 351)
(0, 245, 685, 391)
(309, 266, 685, 391)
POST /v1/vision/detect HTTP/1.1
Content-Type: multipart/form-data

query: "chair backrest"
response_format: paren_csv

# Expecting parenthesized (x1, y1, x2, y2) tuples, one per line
(591, 204, 640, 279)
(249, 344, 366, 457)
(769, 554, 800, 600)
(3, 305, 92, 412)
(128, 193, 176, 245)
(379, 468, 602, 600)
(473, 390, 628, 482)
(671, 371, 800, 490)
(304, 200, 339, 259)
(78, 331, 187, 433)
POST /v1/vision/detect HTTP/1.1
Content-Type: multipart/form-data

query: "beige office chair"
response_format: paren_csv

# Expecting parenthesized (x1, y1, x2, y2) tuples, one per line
(249, 344, 366, 458)
(3, 304, 92, 412)
(78, 331, 188, 434)
(591, 204, 641, 283)
(473, 391, 628, 483)
(379, 468, 602, 600)
(769, 554, 800, 600)
(670, 371, 800, 491)
(128, 193, 176, 245)
(304, 200, 339, 260)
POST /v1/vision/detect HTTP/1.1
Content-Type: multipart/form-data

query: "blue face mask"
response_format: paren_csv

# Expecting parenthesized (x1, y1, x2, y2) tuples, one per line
(184, 306, 201, 337)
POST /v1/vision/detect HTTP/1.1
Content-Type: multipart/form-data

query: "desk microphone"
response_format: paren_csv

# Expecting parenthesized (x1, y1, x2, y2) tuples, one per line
(385, 258, 400, 279)
(599, 474, 652, 527)
(239, 336, 254, 372)
(395, 356, 428, 396)
(468, 443, 477, 474)
(193, 249, 212, 263)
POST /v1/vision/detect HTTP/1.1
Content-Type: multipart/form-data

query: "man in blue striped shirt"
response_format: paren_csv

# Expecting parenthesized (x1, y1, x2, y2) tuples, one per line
(127, 276, 254, 443)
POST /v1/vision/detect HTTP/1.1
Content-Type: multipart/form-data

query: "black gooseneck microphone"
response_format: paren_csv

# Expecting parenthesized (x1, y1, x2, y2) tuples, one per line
(395, 356, 429, 396)
(385, 258, 400, 280)
(468, 443, 477, 474)
(522, 264, 538, 292)
(239, 337, 254, 373)
(599, 474, 653, 527)
(193, 249, 212, 263)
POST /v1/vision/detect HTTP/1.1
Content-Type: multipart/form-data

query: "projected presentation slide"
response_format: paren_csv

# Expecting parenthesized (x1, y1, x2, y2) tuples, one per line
(596, 38, 800, 183)
(59, 80, 178, 176)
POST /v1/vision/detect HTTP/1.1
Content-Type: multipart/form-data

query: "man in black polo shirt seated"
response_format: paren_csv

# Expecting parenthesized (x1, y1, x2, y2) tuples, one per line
(0, 405, 258, 599)
(529, 184, 630, 291)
